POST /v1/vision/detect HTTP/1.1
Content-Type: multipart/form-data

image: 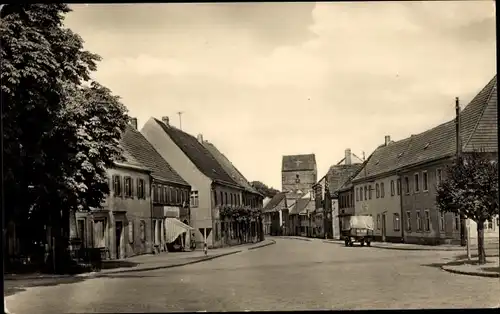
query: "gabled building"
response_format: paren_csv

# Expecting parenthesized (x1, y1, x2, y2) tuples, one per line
(337, 162, 366, 235)
(288, 197, 315, 237)
(121, 120, 192, 253)
(263, 192, 288, 236)
(351, 137, 410, 243)
(398, 75, 498, 245)
(282, 154, 317, 193)
(141, 117, 245, 248)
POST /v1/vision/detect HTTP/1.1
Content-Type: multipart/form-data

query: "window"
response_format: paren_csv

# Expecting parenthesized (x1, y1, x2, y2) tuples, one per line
(152, 184, 157, 202)
(380, 182, 385, 198)
(393, 213, 400, 231)
(213, 190, 218, 206)
(404, 177, 410, 194)
(422, 171, 428, 191)
(406, 211, 411, 232)
(237, 194, 240, 205)
(124, 176, 132, 197)
(364, 186, 367, 200)
(436, 168, 442, 186)
(368, 185, 372, 200)
(424, 210, 430, 231)
(190, 191, 199, 208)
(92, 219, 106, 248)
(414, 173, 420, 193)
(140, 220, 146, 242)
(173, 188, 178, 204)
(113, 175, 122, 197)
(486, 219, 493, 230)
(497, 217, 499, 227)
(230, 194, 234, 205)
(129, 221, 134, 244)
(377, 214, 381, 230)
(416, 211, 422, 231)
(356, 188, 359, 201)
(390, 180, 395, 196)
(440, 212, 445, 231)
(220, 191, 224, 205)
(137, 179, 145, 199)
(159, 185, 164, 203)
(376, 183, 380, 198)
(397, 179, 401, 195)
(454, 214, 459, 231)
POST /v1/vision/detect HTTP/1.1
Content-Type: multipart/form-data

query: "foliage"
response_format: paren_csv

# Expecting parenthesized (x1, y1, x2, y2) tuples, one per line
(219, 205, 262, 223)
(250, 181, 280, 199)
(436, 151, 498, 264)
(1, 4, 128, 247)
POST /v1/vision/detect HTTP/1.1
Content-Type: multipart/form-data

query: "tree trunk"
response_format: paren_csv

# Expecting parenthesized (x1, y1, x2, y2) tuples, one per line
(477, 220, 486, 265)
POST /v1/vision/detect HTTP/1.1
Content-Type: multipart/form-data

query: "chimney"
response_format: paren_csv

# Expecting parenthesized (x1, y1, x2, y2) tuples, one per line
(197, 134, 204, 143)
(385, 135, 391, 146)
(129, 117, 138, 130)
(162, 116, 170, 126)
(345, 148, 352, 165)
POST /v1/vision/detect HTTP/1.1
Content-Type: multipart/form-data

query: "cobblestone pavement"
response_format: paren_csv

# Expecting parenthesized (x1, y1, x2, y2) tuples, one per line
(5, 238, 499, 313)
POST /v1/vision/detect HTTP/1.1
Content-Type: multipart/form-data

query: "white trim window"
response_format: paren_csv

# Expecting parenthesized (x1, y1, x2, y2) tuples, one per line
(453, 214, 460, 231)
(436, 168, 443, 186)
(190, 191, 199, 208)
(390, 180, 395, 196)
(414, 173, 420, 193)
(424, 210, 431, 231)
(422, 171, 428, 192)
(406, 211, 411, 232)
(380, 182, 385, 198)
(393, 213, 400, 231)
(377, 214, 381, 230)
(439, 212, 445, 231)
(416, 211, 422, 231)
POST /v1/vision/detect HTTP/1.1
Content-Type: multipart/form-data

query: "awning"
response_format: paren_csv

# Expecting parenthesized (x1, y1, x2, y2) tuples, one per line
(164, 218, 194, 244)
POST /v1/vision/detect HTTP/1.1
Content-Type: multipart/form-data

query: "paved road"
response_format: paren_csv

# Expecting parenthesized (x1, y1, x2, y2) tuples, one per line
(5, 238, 499, 313)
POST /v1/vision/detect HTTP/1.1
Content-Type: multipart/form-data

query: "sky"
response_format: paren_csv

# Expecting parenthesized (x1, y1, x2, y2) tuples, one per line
(64, 2, 496, 190)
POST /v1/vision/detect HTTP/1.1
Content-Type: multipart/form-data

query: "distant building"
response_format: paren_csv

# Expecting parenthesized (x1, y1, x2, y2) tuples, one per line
(263, 192, 289, 236)
(281, 154, 317, 193)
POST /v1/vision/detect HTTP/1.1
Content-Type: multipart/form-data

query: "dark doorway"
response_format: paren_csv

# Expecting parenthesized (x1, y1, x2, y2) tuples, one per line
(382, 214, 387, 242)
(115, 221, 123, 259)
(77, 219, 85, 247)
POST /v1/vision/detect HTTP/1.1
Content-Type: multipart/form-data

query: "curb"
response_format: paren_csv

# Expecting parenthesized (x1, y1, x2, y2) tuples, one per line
(79, 250, 243, 277)
(441, 265, 500, 278)
(248, 240, 276, 250)
(323, 240, 343, 245)
(369, 245, 500, 252)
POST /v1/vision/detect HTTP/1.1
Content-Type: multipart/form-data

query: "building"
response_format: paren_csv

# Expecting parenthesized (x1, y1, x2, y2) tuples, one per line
(288, 197, 315, 237)
(121, 119, 192, 253)
(281, 154, 317, 193)
(337, 162, 365, 234)
(263, 192, 288, 236)
(321, 149, 364, 239)
(141, 117, 245, 248)
(202, 140, 264, 242)
(76, 125, 153, 260)
(351, 137, 410, 243)
(398, 75, 498, 245)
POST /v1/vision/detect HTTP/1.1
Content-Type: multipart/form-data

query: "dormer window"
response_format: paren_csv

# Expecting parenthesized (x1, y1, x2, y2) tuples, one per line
(397, 152, 403, 158)
(295, 174, 300, 183)
(375, 160, 380, 165)
(424, 142, 430, 149)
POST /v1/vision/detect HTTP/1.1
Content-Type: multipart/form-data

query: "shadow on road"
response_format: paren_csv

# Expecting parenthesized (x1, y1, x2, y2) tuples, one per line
(101, 260, 139, 270)
(4, 276, 87, 297)
(481, 266, 500, 274)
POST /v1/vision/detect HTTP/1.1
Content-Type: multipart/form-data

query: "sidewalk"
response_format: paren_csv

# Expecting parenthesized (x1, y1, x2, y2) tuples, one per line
(441, 259, 500, 278)
(364, 241, 499, 253)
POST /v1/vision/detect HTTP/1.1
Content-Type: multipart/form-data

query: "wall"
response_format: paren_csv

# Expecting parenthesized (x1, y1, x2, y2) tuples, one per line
(353, 174, 403, 242)
(282, 169, 317, 192)
(141, 120, 213, 246)
(77, 165, 153, 259)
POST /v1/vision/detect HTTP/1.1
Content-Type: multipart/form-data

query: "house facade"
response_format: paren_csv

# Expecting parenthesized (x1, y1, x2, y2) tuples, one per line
(263, 192, 288, 236)
(281, 154, 317, 193)
(121, 120, 192, 253)
(76, 139, 153, 260)
(399, 75, 498, 245)
(352, 136, 410, 243)
(141, 117, 245, 248)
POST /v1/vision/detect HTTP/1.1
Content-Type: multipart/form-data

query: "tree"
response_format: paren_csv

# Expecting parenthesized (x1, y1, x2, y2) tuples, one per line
(436, 151, 498, 264)
(250, 181, 280, 199)
(1, 4, 128, 272)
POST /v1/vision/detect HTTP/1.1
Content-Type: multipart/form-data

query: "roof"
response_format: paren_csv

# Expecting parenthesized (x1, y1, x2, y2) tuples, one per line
(352, 138, 411, 182)
(289, 198, 314, 215)
(121, 124, 189, 186)
(399, 74, 497, 168)
(282, 154, 316, 172)
(263, 192, 287, 213)
(327, 163, 364, 194)
(338, 162, 367, 192)
(285, 189, 306, 201)
(202, 141, 261, 195)
(152, 119, 239, 187)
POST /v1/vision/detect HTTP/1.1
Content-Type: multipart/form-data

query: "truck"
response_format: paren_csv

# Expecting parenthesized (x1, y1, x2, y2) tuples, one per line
(341, 215, 374, 247)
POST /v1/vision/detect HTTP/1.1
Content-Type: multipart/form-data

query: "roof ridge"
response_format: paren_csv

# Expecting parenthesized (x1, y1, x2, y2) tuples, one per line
(462, 77, 497, 150)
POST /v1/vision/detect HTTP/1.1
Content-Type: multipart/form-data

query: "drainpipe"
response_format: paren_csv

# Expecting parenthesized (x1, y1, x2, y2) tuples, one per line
(150, 177, 154, 254)
(398, 172, 405, 243)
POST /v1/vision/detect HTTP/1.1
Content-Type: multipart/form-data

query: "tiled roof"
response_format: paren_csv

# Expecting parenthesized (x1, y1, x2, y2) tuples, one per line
(399, 75, 498, 168)
(282, 154, 316, 172)
(153, 119, 239, 187)
(263, 192, 287, 212)
(202, 141, 260, 195)
(338, 162, 367, 192)
(121, 124, 189, 186)
(289, 198, 314, 215)
(353, 138, 411, 182)
(327, 164, 364, 194)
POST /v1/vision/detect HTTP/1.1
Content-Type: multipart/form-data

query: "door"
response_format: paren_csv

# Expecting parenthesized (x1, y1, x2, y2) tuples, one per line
(115, 221, 123, 259)
(77, 219, 85, 247)
(382, 214, 387, 242)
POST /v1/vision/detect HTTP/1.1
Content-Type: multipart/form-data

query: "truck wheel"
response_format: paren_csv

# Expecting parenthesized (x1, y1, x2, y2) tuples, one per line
(344, 239, 349, 247)
(360, 241, 365, 247)
(348, 241, 353, 247)
(366, 241, 371, 247)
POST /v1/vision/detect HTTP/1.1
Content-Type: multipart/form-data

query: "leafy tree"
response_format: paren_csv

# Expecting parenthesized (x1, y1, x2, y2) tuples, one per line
(1, 4, 128, 272)
(436, 151, 498, 264)
(250, 181, 280, 199)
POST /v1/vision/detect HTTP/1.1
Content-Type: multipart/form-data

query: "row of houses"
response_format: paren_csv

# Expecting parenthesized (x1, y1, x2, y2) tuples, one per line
(7, 116, 264, 261)
(264, 75, 498, 246)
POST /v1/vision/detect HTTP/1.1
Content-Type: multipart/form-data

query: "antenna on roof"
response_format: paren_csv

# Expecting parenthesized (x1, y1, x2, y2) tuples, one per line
(177, 111, 184, 130)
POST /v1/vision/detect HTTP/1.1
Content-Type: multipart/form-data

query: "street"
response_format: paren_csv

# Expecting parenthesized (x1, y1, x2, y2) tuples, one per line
(5, 238, 499, 313)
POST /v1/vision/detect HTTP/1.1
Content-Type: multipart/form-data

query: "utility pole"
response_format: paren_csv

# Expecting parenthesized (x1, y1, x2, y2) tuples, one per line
(177, 111, 184, 130)
(455, 97, 468, 253)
